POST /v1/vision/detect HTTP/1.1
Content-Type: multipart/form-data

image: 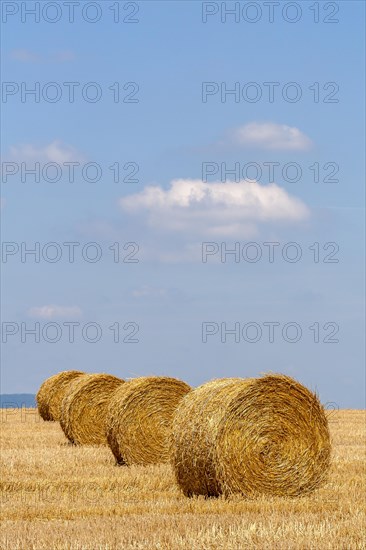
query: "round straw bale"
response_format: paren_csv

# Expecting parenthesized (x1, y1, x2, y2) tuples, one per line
(36, 370, 85, 421)
(106, 376, 191, 465)
(60, 373, 124, 445)
(172, 374, 331, 498)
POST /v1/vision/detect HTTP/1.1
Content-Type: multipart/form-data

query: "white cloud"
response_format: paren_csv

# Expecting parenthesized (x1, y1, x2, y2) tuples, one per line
(131, 286, 167, 298)
(27, 305, 82, 319)
(231, 122, 313, 151)
(8, 141, 86, 164)
(150, 244, 207, 264)
(119, 179, 310, 238)
(10, 49, 40, 62)
(51, 50, 76, 62)
(10, 49, 75, 63)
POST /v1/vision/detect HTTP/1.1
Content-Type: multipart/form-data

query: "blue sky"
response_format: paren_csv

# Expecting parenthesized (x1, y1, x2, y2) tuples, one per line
(1, 1, 365, 407)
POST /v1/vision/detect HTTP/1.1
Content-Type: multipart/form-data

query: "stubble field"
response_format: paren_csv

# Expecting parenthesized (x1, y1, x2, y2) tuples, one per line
(0, 408, 365, 549)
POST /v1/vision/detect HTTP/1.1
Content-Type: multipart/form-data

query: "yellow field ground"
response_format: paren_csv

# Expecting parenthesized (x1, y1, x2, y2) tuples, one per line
(0, 408, 365, 549)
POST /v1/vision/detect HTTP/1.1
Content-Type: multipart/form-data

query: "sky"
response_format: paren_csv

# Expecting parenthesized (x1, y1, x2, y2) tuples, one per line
(0, 0, 365, 408)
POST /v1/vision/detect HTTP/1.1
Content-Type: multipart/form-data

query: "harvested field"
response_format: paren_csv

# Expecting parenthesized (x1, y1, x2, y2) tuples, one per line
(0, 408, 365, 549)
